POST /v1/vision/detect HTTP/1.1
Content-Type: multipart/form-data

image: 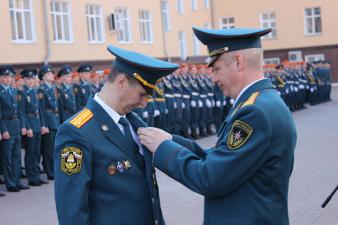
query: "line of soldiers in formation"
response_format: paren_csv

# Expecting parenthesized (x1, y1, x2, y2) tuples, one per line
(0, 60, 332, 196)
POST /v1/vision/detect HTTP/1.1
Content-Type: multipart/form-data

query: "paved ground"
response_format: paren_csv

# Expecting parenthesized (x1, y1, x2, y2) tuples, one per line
(1, 87, 338, 225)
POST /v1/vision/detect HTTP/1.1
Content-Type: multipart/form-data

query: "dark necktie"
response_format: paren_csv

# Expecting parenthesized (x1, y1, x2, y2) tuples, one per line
(118, 117, 145, 168)
(7, 88, 12, 96)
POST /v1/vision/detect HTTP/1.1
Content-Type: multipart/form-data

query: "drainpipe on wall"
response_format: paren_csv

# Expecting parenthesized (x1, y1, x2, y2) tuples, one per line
(210, 0, 215, 28)
(43, 0, 51, 65)
(159, 0, 170, 62)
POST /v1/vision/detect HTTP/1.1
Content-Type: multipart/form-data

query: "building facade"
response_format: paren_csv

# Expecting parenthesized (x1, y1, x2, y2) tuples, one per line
(212, 0, 338, 81)
(1, 0, 338, 81)
(0, 0, 211, 70)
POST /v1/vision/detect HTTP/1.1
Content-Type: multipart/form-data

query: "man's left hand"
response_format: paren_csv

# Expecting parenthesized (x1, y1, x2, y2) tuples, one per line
(137, 127, 172, 153)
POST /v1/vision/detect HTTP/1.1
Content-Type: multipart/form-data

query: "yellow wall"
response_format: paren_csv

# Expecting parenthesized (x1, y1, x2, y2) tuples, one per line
(0, 0, 211, 65)
(2, 0, 337, 65)
(212, 0, 338, 50)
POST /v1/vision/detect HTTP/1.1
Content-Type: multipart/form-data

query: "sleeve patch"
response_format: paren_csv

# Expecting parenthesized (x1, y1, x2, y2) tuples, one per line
(61, 147, 83, 175)
(69, 108, 93, 128)
(227, 120, 253, 150)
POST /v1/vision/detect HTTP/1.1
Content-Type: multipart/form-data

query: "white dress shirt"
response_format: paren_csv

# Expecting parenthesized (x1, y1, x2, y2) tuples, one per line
(93, 94, 144, 155)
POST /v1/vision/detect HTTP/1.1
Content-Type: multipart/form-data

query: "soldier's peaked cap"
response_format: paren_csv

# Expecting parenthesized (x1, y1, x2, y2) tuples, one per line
(21, 68, 37, 78)
(38, 64, 54, 80)
(107, 45, 179, 94)
(77, 64, 92, 73)
(192, 27, 271, 66)
(0, 65, 15, 76)
(58, 65, 72, 78)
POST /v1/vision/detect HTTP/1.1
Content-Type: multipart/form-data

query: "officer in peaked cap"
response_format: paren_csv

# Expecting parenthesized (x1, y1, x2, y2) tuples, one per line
(74, 64, 93, 111)
(57, 65, 77, 123)
(38, 64, 60, 180)
(21, 68, 49, 186)
(54, 45, 178, 225)
(38, 64, 53, 80)
(138, 27, 297, 225)
(0, 65, 29, 192)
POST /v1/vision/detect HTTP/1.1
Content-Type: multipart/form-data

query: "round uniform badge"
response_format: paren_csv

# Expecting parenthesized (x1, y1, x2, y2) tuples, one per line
(102, 124, 109, 131)
(107, 164, 117, 175)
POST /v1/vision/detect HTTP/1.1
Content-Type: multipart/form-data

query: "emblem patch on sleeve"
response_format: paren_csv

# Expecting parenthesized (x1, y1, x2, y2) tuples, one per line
(227, 120, 253, 150)
(60, 147, 83, 175)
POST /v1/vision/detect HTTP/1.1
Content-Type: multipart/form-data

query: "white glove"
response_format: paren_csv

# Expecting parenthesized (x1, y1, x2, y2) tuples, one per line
(206, 99, 212, 108)
(165, 109, 168, 114)
(181, 102, 185, 109)
(198, 100, 203, 108)
(142, 111, 149, 118)
(154, 110, 160, 117)
(174, 102, 177, 109)
(211, 100, 215, 107)
(216, 101, 221, 107)
(191, 101, 197, 107)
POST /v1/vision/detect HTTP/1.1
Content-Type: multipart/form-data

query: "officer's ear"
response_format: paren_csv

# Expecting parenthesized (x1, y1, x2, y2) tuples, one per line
(234, 54, 246, 71)
(116, 74, 129, 91)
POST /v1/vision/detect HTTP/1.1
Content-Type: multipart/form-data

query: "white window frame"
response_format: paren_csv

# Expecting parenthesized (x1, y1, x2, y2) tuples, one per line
(288, 50, 303, 62)
(305, 54, 325, 63)
(179, 31, 187, 60)
(219, 17, 235, 29)
(304, 7, 322, 36)
(264, 58, 280, 65)
(139, 10, 153, 44)
(9, 0, 36, 43)
(191, 0, 197, 11)
(114, 7, 132, 43)
(260, 12, 277, 39)
(161, 0, 171, 31)
(193, 34, 201, 56)
(177, 0, 184, 15)
(204, 0, 210, 10)
(86, 4, 105, 44)
(51, 1, 73, 43)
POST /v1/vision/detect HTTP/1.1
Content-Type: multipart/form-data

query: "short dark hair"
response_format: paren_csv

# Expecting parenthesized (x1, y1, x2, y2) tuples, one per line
(106, 67, 138, 86)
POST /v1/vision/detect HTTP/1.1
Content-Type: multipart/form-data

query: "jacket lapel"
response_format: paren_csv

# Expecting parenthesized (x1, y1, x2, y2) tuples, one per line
(86, 98, 144, 170)
(127, 112, 153, 178)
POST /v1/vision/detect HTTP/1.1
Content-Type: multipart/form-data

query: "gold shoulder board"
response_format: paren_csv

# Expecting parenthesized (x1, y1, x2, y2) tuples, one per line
(69, 108, 93, 128)
(241, 92, 260, 108)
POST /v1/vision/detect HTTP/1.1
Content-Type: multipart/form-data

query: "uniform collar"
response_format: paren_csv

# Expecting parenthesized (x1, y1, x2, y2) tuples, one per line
(0, 84, 10, 90)
(93, 94, 124, 126)
(233, 78, 265, 106)
(231, 78, 273, 110)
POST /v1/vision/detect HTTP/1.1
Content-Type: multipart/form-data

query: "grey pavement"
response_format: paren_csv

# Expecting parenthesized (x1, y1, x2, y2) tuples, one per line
(1, 87, 338, 225)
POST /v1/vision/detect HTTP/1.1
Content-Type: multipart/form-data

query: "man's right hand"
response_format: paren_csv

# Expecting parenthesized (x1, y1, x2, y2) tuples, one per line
(2, 132, 10, 140)
(41, 127, 49, 135)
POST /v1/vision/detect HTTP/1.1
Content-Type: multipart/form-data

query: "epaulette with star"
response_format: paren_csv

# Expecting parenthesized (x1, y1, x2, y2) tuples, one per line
(69, 108, 93, 128)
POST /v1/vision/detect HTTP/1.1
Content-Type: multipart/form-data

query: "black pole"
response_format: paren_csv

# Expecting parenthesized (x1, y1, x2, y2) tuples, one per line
(321, 184, 338, 208)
